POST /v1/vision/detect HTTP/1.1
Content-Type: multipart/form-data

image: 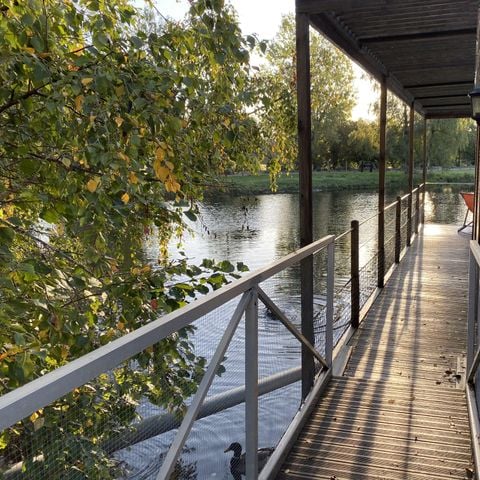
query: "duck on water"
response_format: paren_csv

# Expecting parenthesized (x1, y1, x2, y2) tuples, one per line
(224, 442, 274, 479)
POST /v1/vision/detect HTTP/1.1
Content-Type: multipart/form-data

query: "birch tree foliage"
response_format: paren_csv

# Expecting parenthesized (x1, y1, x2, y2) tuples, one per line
(0, 1, 255, 477)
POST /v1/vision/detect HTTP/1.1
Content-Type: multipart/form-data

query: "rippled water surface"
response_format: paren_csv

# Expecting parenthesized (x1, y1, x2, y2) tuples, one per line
(120, 185, 469, 479)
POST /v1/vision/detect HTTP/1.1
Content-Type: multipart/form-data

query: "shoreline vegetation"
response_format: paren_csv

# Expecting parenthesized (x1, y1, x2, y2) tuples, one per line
(216, 168, 475, 195)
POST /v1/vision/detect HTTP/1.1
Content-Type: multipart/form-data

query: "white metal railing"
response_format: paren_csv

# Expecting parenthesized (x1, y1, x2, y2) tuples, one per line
(0, 234, 336, 480)
(467, 240, 480, 475)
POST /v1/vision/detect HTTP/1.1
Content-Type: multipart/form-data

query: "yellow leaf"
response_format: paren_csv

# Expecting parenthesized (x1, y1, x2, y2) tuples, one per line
(114, 116, 124, 127)
(121, 192, 130, 204)
(117, 152, 130, 163)
(33, 416, 45, 431)
(23, 47, 35, 55)
(81, 77, 93, 86)
(116, 321, 125, 331)
(156, 146, 166, 162)
(165, 161, 174, 171)
(115, 85, 125, 97)
(165, 176, 181, 193)
(73, 43, 84, 56)
(60, 345, 69, 360)
(86, 177, 100, 193)
(128, 171, 139, 184)
(154, 165, 170, 182)
(75, 95, 84, 112)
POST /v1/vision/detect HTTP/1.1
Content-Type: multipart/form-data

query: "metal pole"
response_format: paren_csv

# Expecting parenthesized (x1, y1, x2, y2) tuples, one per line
(350, 220, 360, 329)
(326, 242, 335, 368)
(395, 196, 401, 263)
(378, 76, 387, 288)
(415, 185, 420, 234)
(296, 12, 315, 399)
(422, 117, 427, 224)
(407, 103, 414, 247)
(245, 287, 259, 480)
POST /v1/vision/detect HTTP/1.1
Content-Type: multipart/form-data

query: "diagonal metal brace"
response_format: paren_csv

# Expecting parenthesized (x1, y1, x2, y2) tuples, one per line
(257, 286, 328, 370)
(156, 291, 252, 479)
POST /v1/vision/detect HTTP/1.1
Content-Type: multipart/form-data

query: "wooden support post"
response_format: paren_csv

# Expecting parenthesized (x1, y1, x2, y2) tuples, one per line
(350, 220, 360, 329)
(422, 117, 427, 224)
(395, 196, 401, 263)
(407, 103, 414, 247)
(296, 12, 314, 400)
(415, 185, 420, 234)
(378, 76, 387, 288)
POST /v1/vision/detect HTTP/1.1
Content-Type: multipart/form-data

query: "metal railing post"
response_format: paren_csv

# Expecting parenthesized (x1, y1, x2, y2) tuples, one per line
(395, 196, 401, 263)
(468, 250, 479, 373)
(245, 287, 259, 479)
(407, 192, 412, 247)
(421, 183, 426, 225)
(415, 185, 420, 234)
(351, 220, 360, 329)
(378, 208, 385, 288)
(326, 242, 335, 368)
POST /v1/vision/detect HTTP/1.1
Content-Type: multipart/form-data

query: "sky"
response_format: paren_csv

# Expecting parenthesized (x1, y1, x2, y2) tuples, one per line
(153, 0, 377, 120)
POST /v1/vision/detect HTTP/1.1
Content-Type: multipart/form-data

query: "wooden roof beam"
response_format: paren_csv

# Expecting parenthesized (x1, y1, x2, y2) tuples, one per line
(404, 81, 473, 89)
(416, 93, 470, 100)
(423, 103, 471, 108)
(359, 28, 477, 43)
(296, 0, 386, 14)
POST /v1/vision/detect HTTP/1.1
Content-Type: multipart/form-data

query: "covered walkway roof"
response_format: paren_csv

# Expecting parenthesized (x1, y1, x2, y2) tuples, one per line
(296, 0, 479, 118)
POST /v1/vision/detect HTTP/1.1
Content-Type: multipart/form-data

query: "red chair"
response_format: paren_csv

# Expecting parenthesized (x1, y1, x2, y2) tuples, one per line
(459, 192, 474, 232)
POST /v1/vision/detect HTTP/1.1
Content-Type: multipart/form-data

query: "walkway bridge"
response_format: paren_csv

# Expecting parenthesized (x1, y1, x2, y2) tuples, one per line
(1, 188, 480, 480)
(279, 223, 472, 479)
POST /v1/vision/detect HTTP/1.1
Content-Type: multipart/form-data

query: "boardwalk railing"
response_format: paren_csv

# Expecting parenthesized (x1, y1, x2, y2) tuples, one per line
(467, 240, 480, 474)
(0, 186, 425, 480)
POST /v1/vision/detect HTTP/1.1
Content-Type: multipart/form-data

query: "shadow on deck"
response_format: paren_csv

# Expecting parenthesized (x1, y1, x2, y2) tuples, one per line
(279, 224, 472, 479)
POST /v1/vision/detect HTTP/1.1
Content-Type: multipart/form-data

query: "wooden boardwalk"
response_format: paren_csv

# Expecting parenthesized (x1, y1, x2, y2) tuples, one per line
(279, 224, 472, 479)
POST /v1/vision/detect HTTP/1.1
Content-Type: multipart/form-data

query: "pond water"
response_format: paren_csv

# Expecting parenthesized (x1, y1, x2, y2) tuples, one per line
(120, 185, 469, 479)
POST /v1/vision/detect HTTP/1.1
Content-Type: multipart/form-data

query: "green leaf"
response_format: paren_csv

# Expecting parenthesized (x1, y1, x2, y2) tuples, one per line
(41, 208, 60, 224)
(184, 209, 197, 221)
(30, 35, 45, 52)
(32, 62, 50, 83)
(0, 227, 15, 244)
(217, 260, 234, 273)
(236, 262, 249, 272)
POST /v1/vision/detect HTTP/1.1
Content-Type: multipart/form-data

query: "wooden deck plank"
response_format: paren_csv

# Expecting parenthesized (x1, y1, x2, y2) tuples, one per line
(278, 224, 473, 479)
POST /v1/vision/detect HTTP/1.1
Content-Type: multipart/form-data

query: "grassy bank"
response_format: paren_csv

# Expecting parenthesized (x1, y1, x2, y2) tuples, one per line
(219, 169, 475, 195)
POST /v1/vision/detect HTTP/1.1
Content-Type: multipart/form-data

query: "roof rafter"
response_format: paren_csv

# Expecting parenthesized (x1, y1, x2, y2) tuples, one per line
(359, 28, 476, 43)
